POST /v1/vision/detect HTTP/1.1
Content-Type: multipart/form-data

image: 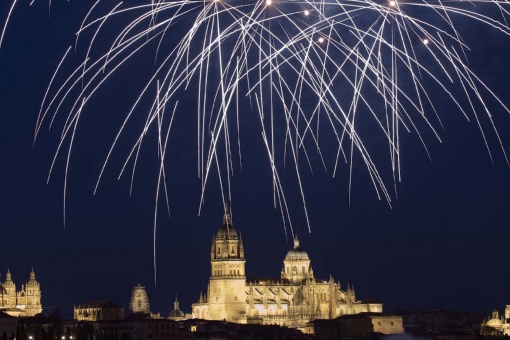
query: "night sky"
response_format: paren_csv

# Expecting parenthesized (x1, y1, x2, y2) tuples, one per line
(1, 1, 510, 319)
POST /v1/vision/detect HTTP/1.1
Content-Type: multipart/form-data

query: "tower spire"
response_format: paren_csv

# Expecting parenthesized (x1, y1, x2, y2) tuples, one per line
(174, 295, 180, 311)
(223, 202, 231, 226)
(293, 235, 300, 249)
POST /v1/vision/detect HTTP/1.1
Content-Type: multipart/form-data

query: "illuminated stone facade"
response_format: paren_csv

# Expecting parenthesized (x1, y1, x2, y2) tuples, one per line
(74, 301, 125, 321)
(481, 307, 510, 335)
(192, 209, 383, 329)
(0, 269, 42, 317)
(130, 283, 151, 314)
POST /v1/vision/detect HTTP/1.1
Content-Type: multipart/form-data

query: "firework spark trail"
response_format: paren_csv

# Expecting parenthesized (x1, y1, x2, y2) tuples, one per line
(4, 0, 510, 238)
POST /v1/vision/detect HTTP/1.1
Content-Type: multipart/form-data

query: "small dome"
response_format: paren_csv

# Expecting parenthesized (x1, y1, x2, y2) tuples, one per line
(27, 268, 38, 286)
(169, 296, 184, 319)
(284, 236, 309, 261)
(169, 309, 185, 318)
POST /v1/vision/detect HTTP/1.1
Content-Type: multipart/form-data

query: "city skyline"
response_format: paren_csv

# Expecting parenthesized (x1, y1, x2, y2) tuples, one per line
(1, 1, 510, 319)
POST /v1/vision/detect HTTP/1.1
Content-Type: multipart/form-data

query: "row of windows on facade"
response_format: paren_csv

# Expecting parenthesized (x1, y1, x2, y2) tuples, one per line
(285, 266, 309, 274)
(214, 269, 240, 276)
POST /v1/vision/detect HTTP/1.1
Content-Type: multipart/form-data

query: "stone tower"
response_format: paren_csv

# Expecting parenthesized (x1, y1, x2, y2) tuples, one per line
(129, 283, 151, 314)
(17, 268, 42, 317)
(2, 270, 17, 307)
(208, 204, 246, 322)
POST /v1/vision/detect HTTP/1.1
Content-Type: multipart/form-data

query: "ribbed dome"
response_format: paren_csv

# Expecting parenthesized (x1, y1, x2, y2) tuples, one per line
(284, 237, 309, 261)
(216, 224, 238, 238)
(169, 309, 185, 317)
(169, 297, 184, 318)
(285, 247, 309, 261)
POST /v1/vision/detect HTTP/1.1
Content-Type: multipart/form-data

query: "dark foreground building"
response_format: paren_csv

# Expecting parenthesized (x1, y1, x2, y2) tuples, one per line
(310, 312, 404, 340)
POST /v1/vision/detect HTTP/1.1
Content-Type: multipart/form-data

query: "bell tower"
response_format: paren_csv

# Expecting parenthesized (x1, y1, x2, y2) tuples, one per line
(208, 204, 246, 322)
(3, 270, 17, 307)
(22, 268, 42, 317)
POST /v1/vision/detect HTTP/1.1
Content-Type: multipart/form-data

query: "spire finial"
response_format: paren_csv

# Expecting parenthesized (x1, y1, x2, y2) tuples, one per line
(174, 294, 179, 311)
(223, 202, 231, 226)
(293, 235, 300, 249)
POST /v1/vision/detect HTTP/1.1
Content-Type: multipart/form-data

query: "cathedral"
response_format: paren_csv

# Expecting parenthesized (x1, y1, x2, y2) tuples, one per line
(0, 268, 42, 317)
(192, 209, 383, 329)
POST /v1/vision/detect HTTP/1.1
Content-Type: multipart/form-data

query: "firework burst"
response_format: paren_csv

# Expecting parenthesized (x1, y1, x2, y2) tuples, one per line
(3, 0, 510, 237)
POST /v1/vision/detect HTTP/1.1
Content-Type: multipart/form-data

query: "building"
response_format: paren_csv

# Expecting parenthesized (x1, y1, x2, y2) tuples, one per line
(130, 283, 151, 315)
(0, 269, 42, 317)
(192, 208, 383, 329)
(0, 311, 17, 339)
(74, 300, 125, 321)
(481, 306, 510, 336)
(311, 313, 404, 339)
(403, 309, 484, 337)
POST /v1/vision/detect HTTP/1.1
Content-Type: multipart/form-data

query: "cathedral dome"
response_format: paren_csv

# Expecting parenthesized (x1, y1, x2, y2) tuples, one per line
(284, 237, 309, 261)
(486, 318, 503, 327)
(169, 309, 185, 318)
(168, 296, 185, 319)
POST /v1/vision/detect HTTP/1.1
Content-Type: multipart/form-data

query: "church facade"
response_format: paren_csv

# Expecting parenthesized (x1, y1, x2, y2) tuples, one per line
(481, 307, 510, 336)
(192, 210, 382, 329)
(0, 269, 42, 317)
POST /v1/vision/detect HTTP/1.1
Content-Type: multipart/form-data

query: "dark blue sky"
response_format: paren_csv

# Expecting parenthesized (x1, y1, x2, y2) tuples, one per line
(1, 1, 510, 319)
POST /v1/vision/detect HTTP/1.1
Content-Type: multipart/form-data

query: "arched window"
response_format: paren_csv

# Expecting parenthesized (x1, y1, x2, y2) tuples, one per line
(302, 266, 305, 274)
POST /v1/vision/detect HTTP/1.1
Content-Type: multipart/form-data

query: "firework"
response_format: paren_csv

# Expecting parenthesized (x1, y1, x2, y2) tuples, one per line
(3, 0, 510, 236)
